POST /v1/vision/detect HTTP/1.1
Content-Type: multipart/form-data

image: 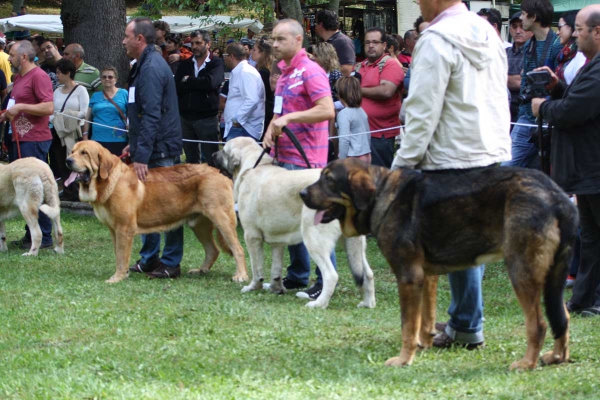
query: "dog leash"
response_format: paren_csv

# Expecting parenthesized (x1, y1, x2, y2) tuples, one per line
(0, 110, 20, 159)
(253, 127, 312, 169)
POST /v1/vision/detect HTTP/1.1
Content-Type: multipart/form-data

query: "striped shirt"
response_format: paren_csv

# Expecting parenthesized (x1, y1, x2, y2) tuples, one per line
(272, 49, 331, 168)
(74, 62, 102, 96)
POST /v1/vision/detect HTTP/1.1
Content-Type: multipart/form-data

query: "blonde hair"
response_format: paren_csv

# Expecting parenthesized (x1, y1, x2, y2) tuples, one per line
(311, 42, 340, 73)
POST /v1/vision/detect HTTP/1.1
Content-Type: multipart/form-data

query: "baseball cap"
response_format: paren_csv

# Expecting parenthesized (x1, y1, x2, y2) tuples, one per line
(510, 12, 522, 23)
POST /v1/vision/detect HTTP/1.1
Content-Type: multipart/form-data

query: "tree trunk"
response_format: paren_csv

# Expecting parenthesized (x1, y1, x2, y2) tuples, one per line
(61, 0, 130, 88)
(278, 0, 303, 24)
(327, 0, 340, 13)
(13, 0, 24, 13)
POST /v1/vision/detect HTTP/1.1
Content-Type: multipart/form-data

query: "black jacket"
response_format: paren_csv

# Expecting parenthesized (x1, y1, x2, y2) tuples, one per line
(540, 54, 600, 195)
(175, 55, 224, 119)
(127, 45, 183, 164)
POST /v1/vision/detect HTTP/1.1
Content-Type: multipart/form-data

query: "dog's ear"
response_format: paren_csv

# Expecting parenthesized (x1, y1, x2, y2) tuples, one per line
(98, 147, 116, 180)
(348, 170, 376, 211)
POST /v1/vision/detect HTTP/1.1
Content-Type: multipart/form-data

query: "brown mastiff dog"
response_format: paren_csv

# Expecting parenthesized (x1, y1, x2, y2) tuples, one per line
(65, 140, 248, 284)
(300, 158, 579, 370)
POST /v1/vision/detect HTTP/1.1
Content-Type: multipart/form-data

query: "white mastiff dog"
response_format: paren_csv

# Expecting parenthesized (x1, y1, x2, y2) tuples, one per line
(213, 137, 375, 309)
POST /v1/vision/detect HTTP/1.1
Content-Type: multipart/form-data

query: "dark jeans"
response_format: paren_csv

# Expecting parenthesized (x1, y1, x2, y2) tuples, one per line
(13, 139, 53, 245)
(49, 127, 65, 179)
(97, 141, 128, 157)
(181, 115, 219, 167)
(370, 135, 395, 168)
(139, 157, 184, 267)
(225, 125, 257, 142)
(570, 194, 600, 308)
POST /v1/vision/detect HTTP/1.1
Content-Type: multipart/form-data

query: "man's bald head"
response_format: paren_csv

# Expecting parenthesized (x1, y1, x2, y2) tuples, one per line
(274, 19, 304, 37)
(63, 43, 85, 67)
(575, 5, 600, 59)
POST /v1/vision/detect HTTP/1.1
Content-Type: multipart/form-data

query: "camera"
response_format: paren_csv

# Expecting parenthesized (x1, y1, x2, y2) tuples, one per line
(517, 70, 551, 105)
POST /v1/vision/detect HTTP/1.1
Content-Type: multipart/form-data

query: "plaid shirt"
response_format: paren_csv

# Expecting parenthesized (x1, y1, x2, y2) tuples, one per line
(518, 30, 562, 121)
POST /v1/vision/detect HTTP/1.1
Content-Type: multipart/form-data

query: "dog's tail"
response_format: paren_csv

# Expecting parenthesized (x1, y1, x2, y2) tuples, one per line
(344, 236, 372, 287)
(215, 228, 234, 256)
(39, 167, 61, 220)
(544, 202, 579, 339)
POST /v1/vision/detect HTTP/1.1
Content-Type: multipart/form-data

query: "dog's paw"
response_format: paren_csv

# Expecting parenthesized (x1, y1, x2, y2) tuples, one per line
(187, 268, 208, 275)
(241, 282, 263, 293)
(54, 246, 64, 254)
(232, 273, 249, 282)
(106, 274, 127, 284)
(384, 356, 412, 367)
(21, 250, 38, 256)
(509, 359, 537, 371)
(357, 299, 376, 309)
(540, 350, 567, 366)
(306, 300, 329, 309)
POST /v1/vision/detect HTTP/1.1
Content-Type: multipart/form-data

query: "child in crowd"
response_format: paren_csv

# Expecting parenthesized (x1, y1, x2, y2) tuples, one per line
(335, 76, 371, 164)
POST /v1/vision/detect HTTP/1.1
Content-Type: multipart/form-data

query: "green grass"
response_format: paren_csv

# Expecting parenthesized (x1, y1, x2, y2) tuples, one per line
(0, 212, 599, 399)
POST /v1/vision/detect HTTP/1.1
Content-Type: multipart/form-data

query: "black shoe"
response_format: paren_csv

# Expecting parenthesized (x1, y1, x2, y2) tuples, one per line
(432, 332, 484, 350)
(129, 257, 160, 273)
(581, 306, 600, 318)
(566, 301, 584, 315)
(296, 283, 323, 300)
(18, 241, 53, 250)
(146, 262, 181, 279)
(435, 321, 448, 333)
(282, 277, 307, 290)
(11, 238, 31, 247)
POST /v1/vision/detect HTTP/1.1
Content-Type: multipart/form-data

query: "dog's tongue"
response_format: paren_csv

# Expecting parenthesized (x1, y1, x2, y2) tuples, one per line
(64, 172, 79, 187)
(314, 210, 325, 226)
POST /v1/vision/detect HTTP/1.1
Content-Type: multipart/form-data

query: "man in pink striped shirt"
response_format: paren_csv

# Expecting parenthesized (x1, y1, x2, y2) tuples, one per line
(263, 19, 336, 299)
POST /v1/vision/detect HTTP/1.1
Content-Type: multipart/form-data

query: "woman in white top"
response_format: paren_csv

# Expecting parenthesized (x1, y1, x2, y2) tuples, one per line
(50, 58, 89, 155)
(50, 58, 89, 202)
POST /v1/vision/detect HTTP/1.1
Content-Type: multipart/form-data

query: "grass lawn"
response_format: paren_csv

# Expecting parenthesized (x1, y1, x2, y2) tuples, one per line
(0, 211, 598, 399)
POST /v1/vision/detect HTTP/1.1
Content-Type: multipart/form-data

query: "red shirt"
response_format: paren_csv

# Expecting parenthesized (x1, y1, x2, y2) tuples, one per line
(359, 54, 404, 138)
(398, 52, 412, 67)
(11, 67, 53, 142)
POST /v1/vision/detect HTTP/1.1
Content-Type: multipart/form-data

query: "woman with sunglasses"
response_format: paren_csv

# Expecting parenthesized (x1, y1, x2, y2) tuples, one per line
(555, 9, 586, 85)
(82, 66, 128, 156)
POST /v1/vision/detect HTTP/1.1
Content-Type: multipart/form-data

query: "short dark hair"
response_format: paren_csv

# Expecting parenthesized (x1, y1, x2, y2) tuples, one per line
(226, 43, 246, 61)
(520, 0, 554, 28)
(130, 18, 156, 45)
(559, 10, 578, 32)
(365, 27, 386, 44)
(335, 77, 362, 108)
(153, 20, 171, 34)
(191, 29, 211, 44)
(403, 29, 416, 42)
(29, 35, 46, 48)
(56, 58, 77, 80)
(478, 8, 503, 31)
(385, 35, 399, 52)
(414, 16, 425, 32)
(316, 10, 339, 31)
(166, 33, 181, 46)
(41, 39, 56, 48)
(587, 10, 600, 30)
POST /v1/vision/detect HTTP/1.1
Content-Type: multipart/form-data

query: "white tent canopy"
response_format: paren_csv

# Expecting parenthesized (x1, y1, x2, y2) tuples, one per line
(0, 14, 263, 35)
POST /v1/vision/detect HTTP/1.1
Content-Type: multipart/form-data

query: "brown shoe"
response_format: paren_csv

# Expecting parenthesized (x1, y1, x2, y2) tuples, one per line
(435, 321, 447, 333)
(432, 331, 484, 350)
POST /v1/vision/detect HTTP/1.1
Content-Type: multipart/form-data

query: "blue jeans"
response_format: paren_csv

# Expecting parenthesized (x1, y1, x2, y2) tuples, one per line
(445, 266, 485, 343)
(139, 157, 184, 267)
(15, 140, 53, 246)
(279, 162, 336, 285)
(502, 115, 540, 169)
(226, 125, 257, 142)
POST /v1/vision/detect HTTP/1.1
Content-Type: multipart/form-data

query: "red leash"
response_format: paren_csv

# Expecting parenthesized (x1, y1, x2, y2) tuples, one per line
(0, 110, 20, 159)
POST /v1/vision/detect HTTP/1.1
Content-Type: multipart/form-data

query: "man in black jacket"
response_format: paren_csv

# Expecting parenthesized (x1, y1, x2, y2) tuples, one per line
(533, 4, 600, 317)
(175, 30, 224, 167)
(123, 17, 184, 279)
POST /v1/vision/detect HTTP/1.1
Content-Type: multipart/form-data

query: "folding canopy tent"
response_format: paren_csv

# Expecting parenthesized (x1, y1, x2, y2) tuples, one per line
(0, 14, 263, 35)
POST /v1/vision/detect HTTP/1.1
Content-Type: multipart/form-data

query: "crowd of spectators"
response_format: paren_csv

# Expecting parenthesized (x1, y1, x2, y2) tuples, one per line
(1, 3, 599, 315)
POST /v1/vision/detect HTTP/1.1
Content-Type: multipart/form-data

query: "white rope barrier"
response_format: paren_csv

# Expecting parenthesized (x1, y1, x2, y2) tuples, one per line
(53, 112, 548, 145)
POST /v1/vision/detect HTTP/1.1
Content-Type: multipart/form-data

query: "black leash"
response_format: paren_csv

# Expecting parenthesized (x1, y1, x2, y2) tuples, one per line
(252, 127, 312, 169)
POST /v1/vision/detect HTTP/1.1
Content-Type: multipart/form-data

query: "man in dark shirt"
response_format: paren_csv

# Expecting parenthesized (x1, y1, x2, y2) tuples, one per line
(506, 12, 533, 123)
(315, 10, 355, 77)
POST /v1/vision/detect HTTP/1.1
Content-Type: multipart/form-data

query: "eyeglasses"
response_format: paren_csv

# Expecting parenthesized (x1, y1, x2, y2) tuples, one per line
(558, 23, 567, 29)
(222, 53, 230, 57)
(101, 75, 115, 79)
(364, 40, 384, 46)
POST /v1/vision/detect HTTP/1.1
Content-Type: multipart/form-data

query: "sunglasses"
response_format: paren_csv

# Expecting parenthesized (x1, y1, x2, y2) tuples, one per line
(101, 75, 115, 79)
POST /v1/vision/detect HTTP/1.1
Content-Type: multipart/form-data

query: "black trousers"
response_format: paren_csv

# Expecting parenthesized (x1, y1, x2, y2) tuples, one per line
(570, 193, 600, 308)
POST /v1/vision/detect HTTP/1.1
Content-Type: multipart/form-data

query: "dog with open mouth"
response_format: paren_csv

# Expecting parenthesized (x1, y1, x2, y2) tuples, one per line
(65, 140, 248, 283)
(213, 137, 375, 309)
(301, 158, 579, 370)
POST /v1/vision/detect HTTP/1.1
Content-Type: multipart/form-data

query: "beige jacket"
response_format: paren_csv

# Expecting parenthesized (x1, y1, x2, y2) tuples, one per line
(392, 5, 511, 170)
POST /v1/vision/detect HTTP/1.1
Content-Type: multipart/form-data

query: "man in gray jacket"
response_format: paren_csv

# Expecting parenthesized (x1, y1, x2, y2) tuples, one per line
(123, 18, 184, 279)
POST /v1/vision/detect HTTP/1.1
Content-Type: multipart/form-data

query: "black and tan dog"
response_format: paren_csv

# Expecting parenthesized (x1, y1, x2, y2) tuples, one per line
(300, 158, 579, 370)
